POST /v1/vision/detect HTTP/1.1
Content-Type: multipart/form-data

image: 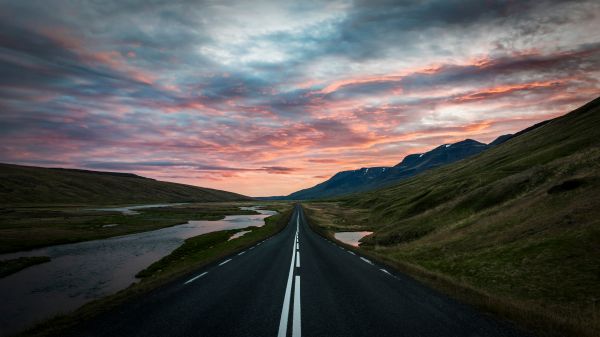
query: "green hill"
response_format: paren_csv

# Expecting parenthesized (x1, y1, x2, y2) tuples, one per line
(0, 164, 250, 204)
(306, 96, 600, 336)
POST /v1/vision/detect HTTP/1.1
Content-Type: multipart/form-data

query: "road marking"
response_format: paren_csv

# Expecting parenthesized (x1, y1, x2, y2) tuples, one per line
(292, 276, 301, 337)
(380, 268, 391, 275)
(296, 241, 299, 250)
(296, 251, 300, 268)
(184, 272, 208, 285)
(249, 246, 255, 250)
(219, 259, 232, 266)
(238, 251, 245, 256)
(278, 213, 299, 337)
(348, 251, 356, 255)
(360, 257, 373, 265)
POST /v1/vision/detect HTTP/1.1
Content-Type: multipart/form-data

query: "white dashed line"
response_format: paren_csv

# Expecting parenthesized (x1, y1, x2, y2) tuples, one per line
(238, 251, 245, 256)
(292, 276, 301, 337)
(348, 251, 356, 255)
(219, 259, 232, 266)
(184, 272, 208, 285)
(360, 257, 373, 265)
(278, 213, 300, 337)
(380, 268, 392, 275)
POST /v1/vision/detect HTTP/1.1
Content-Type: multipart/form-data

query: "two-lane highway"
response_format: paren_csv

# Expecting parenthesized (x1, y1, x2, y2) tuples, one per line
(66, 205, 530, 337)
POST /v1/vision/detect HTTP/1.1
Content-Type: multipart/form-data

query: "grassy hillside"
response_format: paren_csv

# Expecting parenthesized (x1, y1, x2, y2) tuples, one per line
(306, 96, 600, 336)
(0, 164, 250, 204)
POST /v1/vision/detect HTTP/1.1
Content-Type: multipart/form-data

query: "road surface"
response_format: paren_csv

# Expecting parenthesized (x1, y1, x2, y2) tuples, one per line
(66, 204, 529, 337)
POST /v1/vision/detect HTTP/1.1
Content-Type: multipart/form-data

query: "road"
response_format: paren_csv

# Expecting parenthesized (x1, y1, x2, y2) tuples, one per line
(66, 204, 529, 337)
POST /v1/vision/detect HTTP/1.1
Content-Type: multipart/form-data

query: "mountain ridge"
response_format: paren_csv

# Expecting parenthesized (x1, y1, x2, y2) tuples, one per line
(0, 163, 251, 204)
(272, 133, 512, 200)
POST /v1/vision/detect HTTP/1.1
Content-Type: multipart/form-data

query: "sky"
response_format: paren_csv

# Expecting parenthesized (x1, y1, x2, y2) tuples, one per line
(0, 0, 599, 196)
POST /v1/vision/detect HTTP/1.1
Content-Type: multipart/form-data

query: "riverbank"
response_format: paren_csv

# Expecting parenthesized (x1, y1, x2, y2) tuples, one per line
(0, 257, 50, 278)
(0, 202, 260, 254)
(18, 203, 293, 337)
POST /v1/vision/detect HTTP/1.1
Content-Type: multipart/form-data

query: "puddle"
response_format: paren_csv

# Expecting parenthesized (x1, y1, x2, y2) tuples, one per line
(334, 231, 373, 247)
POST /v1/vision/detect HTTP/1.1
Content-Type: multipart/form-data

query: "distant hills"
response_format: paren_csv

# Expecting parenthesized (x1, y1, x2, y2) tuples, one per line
(0, 164, 250, 204)
(275, 134, 514, 200)
(333, 96, 600, 337)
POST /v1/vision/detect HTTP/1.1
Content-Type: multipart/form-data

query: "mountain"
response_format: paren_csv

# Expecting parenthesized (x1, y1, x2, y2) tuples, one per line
(0, 164, 251, 204)
(282, 135, 510, 200)
(333, 96, 600, 337)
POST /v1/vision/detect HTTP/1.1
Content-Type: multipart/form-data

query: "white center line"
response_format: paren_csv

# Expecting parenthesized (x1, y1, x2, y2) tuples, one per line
(292, 275, 301, 337)
(277, 213, 300, 337)
(184, 271, 207, 285)
(218, 259, 232, 266)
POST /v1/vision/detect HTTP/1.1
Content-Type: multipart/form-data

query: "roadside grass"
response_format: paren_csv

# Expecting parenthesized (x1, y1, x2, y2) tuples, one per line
(0, 202, 261, 253)
(0, 256, 50, 278)
(302, 98, 600, 337)
(303, 203, 600, 337)
(136, 204, 293, 280)
(19, 203, 293, 337)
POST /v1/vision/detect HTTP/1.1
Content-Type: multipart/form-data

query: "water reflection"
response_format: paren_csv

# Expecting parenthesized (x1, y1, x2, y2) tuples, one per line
(91, 203, 187, 215)
(0, 206, 275, 336)
(334, 231, 373, 247)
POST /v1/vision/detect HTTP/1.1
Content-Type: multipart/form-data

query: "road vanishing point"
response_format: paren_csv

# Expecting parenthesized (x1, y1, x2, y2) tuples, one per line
(67, 204, 529, 337)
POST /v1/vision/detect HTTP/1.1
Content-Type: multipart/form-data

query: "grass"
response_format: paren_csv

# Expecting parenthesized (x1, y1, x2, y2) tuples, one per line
(0, 163, 250, 204)
(136, 204, 293, 280)
(19, 202, 293, 337)
(303, 97, 600, 337)
(0, 256, 50, 278)
(0, 202, 262, 253)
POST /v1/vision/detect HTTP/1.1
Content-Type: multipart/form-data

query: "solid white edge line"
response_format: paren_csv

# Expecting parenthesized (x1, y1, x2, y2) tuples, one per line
(219, 259, 232, 266)
(292, 276, 301, 337)
(277, 213, 299, 337)
(184, 271, 208, 285)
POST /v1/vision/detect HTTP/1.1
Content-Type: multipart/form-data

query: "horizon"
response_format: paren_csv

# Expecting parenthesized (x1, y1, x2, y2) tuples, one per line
(1, 1, 599, 196)
(0, 129, 537, 197)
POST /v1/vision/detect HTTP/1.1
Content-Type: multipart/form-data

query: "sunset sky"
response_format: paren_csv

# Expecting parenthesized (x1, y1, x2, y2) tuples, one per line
(1, 0, 599, 196)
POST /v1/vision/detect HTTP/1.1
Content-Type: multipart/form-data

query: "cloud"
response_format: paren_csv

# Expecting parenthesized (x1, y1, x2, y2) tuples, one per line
(0, 0, 599, 196)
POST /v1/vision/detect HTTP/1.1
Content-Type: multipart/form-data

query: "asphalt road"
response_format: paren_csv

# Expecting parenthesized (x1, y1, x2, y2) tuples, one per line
(67, 204, 530, 337)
